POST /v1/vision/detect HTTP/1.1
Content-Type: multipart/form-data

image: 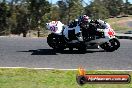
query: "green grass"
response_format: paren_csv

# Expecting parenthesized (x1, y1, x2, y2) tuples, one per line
(0, 68, 132, 88)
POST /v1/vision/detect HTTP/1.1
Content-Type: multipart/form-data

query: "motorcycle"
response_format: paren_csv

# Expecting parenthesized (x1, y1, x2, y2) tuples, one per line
(46, 21, 120, 52)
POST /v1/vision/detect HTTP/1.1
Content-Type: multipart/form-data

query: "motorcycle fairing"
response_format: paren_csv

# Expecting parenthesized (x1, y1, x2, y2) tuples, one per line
(46, 21, 64, 35)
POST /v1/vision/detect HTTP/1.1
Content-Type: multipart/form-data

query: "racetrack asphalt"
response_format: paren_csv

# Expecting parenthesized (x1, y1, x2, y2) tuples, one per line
(0, 37, 132, 70)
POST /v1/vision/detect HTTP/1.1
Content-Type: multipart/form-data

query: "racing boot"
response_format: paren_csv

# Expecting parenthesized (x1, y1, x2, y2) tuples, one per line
(76, 32, 83, 42)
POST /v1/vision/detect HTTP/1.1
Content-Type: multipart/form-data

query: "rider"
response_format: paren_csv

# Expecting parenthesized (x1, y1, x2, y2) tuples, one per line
(64, 15, 90, 42)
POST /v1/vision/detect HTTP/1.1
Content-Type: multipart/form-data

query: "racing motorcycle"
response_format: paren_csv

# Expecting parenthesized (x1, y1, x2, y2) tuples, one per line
(46, 21, 120, 52)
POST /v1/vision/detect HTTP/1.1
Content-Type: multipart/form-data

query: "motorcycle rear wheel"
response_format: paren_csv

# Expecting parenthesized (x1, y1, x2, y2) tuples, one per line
(47, 33, 65, 51)
(77, 43, 87, 53)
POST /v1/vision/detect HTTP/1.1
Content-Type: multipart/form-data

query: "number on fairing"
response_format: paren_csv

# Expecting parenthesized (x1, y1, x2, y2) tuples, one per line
(108, 29, 115, 36)
(50, 21, 58, 32)
(50, 26, 57, 32)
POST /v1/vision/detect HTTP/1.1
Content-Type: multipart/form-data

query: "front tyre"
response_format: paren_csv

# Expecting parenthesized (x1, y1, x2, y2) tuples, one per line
(100, 38, 120, 52)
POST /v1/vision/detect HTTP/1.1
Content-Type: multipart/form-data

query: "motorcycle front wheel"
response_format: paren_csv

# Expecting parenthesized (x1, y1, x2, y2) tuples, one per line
(100, 38, 120, 52)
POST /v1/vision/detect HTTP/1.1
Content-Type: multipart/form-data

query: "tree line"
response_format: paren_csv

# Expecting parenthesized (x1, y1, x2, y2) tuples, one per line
(0, 0, 131, 37)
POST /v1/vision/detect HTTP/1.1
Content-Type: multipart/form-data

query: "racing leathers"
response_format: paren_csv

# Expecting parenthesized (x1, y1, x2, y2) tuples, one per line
(63, 19, 91, 42)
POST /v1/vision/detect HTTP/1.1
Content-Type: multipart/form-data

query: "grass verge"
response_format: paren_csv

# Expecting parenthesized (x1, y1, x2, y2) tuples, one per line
(0, 68, 132, 88)
(106, 16, 132, 33)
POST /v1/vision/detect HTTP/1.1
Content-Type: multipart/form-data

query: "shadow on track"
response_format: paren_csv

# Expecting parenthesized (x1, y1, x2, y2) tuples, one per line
(18, 49, 105, 55)
(18, 49, 57, 55)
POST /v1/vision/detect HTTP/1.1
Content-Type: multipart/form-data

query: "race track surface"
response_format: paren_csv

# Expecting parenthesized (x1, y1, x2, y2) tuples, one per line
(0, 37, 132, 70)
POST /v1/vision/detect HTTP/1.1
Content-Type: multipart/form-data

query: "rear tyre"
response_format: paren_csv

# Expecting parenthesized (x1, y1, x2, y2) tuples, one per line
(78, 43, 87, 53)
(100, 38, 120, 52)
(47, 33, 65, 51)
(69, 47, 73, 51)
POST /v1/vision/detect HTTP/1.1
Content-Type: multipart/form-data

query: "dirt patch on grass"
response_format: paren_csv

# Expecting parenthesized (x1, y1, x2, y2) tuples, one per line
(107, 16, 132, 33)
(109, 17, 132, 28)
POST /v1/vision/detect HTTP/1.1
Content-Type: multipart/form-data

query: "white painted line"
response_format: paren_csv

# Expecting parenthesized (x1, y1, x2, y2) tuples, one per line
(0, 67, 25, 69)
(33, 68, 78, 70)
(0, 67, 132, 71)
(0, 67, 78, 70)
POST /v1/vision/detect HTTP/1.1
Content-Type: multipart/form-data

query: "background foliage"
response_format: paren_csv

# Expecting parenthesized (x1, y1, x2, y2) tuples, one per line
(0, 0, 132, 37)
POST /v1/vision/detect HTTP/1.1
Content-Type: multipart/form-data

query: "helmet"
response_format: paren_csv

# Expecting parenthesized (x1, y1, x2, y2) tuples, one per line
(82, 15, 89, 22)
(78, 15, 89, 25)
